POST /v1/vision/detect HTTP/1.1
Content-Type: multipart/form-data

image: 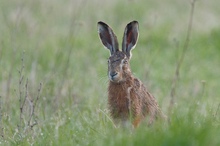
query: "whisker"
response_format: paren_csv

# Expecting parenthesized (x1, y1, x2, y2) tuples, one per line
(98, 72, 109, 86)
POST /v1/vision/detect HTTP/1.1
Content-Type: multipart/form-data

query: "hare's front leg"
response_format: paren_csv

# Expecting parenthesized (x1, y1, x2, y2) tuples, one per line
(132, 100, 145, 128)
(126, 86, 142, 128)
(132, 116, 142, 128)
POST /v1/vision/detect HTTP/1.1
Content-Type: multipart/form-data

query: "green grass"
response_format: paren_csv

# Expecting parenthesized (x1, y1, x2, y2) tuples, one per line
(0, 0, 220, 145)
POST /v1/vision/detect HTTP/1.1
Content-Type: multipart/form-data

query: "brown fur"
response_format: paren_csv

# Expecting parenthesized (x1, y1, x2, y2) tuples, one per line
(107, 52, 163, 127)
(98, 21, 166, 128)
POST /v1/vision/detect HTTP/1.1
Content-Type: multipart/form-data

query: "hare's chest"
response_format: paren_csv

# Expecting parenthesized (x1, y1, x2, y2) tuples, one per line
(108, 94, 130, 120)
(108, 84, 133, 119)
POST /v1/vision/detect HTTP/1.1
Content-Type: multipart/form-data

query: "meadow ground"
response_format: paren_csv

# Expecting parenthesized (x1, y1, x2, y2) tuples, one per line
(0, 0, 220, 145)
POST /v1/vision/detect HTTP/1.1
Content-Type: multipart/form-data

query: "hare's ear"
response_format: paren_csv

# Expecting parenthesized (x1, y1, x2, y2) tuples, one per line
(122, 21, 139, 59)
(98, 21, 119, 55)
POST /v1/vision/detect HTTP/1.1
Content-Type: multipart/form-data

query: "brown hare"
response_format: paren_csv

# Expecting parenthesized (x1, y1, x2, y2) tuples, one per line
(97, 21, 165, 128)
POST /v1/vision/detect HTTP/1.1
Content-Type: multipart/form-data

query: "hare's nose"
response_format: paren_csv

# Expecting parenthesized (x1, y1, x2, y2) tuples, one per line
(110, 72, 118, 78)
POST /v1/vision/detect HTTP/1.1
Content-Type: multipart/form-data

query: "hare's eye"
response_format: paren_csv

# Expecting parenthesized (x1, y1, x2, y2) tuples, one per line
(123, 60, 128, 64)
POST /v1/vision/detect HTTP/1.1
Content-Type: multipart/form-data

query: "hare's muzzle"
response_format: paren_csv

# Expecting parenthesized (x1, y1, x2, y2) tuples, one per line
(109, 71, 118, 82)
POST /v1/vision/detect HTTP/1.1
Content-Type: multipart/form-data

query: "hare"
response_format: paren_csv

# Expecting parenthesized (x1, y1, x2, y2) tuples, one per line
(97, 21, 165, 128)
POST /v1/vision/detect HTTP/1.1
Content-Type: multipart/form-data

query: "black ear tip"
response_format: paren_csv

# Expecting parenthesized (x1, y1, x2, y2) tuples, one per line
(129, 20, 138, 25)
(127, 20, 139, 28)
(132, 20, 138, 24)
(98, 21, 104, 25)
(98, 21, 108, 26)
(97, 21, 109, 31)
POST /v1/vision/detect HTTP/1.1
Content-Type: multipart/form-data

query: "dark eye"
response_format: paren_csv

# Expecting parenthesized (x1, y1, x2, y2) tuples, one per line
(123, 60, 128, 64)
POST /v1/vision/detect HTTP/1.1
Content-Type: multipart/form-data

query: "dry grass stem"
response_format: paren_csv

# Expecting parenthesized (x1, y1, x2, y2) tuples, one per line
(169, 0, 197, 114)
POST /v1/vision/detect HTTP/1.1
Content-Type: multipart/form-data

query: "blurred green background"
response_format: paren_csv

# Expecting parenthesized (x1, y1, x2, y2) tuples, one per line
(0, 0, 220, 145)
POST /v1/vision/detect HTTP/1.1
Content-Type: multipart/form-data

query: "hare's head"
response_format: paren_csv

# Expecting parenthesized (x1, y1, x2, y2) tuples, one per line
(98, 21, 139, 83)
